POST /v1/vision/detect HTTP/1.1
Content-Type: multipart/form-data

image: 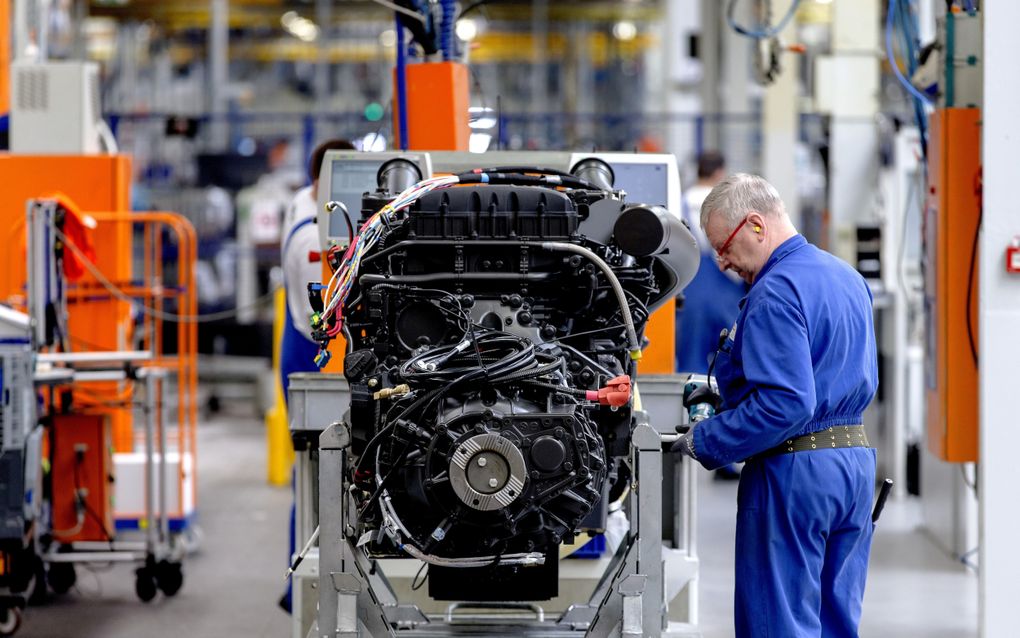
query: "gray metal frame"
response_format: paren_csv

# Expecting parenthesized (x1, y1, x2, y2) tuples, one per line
(294, 372, 700, 638)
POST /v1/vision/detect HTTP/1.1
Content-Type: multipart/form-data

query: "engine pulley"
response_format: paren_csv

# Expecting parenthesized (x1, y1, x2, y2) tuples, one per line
(449, 433, 527, 511)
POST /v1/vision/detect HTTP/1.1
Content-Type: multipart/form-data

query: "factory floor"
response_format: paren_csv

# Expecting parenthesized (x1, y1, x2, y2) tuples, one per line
(15, 411, 976, 638)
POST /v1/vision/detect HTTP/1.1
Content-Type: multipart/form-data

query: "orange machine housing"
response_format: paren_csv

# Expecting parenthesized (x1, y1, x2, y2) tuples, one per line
(0, 155, 135, 451)
(640, 300, 676, 374)
(393, 62, 470, 151)
(50, 413, 114, 542)
(924, 108, 980, 462)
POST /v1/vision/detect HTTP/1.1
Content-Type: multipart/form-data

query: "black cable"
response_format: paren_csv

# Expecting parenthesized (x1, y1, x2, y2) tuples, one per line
(73, 455, 114, 546)
(965, 178, 982, 367)
(456, 0, 494, 20)
(522, 380, 587, 397)
(560, 323, 628, 341)
(358, 444, 414, 517)
(410, 561, 429, 590)
(706, 328, 730, 382)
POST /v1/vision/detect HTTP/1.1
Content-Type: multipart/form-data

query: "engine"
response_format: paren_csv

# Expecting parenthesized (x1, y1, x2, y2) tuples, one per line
(314, 163, 698, 601)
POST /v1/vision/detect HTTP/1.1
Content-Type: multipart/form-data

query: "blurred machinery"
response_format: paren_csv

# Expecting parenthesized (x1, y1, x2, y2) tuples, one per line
(917, 4, 983, 565)
(0, 308, 37, 635)
(923, 107, 980, 463)
(288, 150, 703, 638)
(919, 4, 983, 463)
(9, 61, 113, 154)
(0, 192, 199, 635)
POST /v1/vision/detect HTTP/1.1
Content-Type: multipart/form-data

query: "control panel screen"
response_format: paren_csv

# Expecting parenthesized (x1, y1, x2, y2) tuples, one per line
(608, 162, 669, 207)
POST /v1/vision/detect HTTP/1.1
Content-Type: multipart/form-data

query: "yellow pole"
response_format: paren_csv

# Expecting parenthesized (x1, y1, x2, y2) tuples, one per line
(265, 287, 295, 486)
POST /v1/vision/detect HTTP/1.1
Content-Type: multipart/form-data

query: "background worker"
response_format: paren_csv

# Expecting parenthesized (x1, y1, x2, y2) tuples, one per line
(279, 138, 355, 400)
(676, 151, 747, 375)
(673, 173, 878, 637)
(278, 138, 355, 613)
(676, 151, 747, 480)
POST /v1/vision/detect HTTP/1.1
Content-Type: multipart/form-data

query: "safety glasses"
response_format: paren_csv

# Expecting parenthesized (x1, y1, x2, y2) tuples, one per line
(713, 216, 749, 263)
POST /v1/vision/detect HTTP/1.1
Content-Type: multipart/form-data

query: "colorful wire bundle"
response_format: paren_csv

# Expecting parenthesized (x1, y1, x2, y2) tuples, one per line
(320, 174, 462, 337)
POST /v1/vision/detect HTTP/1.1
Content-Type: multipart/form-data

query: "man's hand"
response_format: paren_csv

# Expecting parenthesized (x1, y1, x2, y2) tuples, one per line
(670, 430, 698, 459)
(683, 380, 722, 423)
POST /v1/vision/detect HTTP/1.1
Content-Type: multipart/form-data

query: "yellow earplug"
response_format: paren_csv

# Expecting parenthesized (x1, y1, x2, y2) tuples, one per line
(754, 226, 762, 233)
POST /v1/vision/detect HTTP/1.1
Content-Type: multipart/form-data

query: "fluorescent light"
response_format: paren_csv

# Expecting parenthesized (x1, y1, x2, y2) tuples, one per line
(379, 29, 397, 48)
(282, 12, 319, 42)
(456, 18, 478, 42)
(612, 20, 638, 42)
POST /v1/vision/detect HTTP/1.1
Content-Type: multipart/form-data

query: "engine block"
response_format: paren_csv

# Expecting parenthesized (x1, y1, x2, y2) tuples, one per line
(316, 166, 698, 600)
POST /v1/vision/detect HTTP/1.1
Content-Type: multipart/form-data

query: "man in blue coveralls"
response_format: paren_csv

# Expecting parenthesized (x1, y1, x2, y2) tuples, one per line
(672, 173, 878, 637)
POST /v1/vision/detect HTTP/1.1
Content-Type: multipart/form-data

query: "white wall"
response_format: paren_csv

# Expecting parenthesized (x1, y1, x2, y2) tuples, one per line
(979, 3, 1020, 635)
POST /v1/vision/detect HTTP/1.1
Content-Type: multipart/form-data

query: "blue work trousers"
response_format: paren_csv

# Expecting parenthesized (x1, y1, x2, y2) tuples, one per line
(279, 307, 319, 614)
(734, 447, 876, 637)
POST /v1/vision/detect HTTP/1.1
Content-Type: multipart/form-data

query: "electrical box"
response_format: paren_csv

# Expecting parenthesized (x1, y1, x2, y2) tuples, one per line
(50, 414, 114, 543)
(937, 11, 982, 109)
(924, 108, 980, 462)
(10, 61, 103, 154)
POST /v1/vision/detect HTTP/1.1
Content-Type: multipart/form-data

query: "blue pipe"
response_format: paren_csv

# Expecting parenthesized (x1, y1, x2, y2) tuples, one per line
(885, 0, 933, 106)
(396, 15, 409, 150)
(441, 0, 455, 61)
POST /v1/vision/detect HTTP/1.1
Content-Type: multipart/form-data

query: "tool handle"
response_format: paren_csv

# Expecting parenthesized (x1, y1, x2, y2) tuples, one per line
(871, 478, 894, 524)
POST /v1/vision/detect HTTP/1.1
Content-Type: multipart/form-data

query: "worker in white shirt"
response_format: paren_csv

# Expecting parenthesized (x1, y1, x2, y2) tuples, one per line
(279, 139, 355, 400)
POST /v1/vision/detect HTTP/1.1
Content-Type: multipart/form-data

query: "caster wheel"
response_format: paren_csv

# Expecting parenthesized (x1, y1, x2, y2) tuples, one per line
(134, 567, 156, 600)
(47, 562, 76, 595)
(0, 607, 22, 636)
(135, 568, 158, 603)
(155, 560, 184, 597)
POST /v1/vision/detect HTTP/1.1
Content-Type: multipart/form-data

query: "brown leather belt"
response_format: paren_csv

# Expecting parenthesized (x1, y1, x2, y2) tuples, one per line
(749, 425, 871, 461)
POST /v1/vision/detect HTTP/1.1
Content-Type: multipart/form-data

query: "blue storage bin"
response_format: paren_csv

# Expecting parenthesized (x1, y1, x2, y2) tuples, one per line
(570, 533, 606, 559)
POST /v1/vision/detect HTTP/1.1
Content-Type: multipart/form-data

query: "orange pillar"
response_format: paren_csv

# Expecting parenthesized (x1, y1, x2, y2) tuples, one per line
(640, 300, 677, 374)
(393, 61, 470, 151)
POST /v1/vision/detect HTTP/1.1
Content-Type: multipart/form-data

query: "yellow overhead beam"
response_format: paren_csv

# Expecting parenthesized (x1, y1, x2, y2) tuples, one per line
(90, 1, 663, 31)
(124, 30, 657, 65)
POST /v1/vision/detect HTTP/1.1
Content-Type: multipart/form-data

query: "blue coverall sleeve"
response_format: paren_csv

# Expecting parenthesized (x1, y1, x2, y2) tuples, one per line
(693, 300, 817, 469)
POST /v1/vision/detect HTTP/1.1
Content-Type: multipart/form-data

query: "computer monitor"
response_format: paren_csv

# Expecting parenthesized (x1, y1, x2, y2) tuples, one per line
(315, 151, 431, 249)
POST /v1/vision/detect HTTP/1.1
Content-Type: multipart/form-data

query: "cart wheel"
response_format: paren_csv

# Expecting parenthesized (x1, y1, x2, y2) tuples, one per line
(135, 568, 158, 603)
(47, 563, 77, 595)
(0, 607, 22, 636)
(155, 560, 184, 597)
